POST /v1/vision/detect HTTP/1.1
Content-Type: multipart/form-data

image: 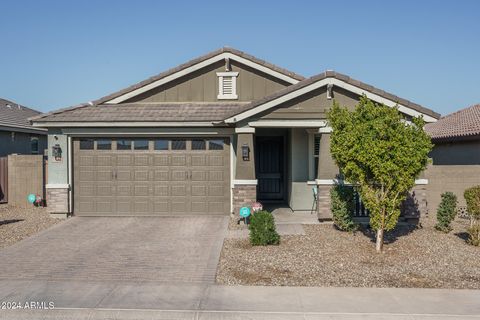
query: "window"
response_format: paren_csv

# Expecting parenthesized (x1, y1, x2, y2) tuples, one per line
(97, 139, 111, 150)
(30, 137, 39, 154)
(171, 139, 186, 150)
(80, 138, 94, 150)
(191, 139, 206, 150)
(314, 135, 320, 178)
(209, 139, 224, 150)
(134, 139, 149, 150)
(154, 139, 169, 150)
(116, 140, 132, 150)
(217, 72, 239, 99)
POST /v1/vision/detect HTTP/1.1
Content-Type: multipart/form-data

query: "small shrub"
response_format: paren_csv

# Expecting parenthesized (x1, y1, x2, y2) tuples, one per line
(464, 186, 480, 246)
(435, 192, 457, 233)
(464, 186, 480, 221)
(467, 224, 480, 246)
(249, 210, 280, 246)
(330, 184, 357, 231)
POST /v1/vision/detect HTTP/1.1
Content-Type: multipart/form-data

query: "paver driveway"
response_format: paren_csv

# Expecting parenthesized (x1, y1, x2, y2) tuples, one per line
(0, 216, 228, 283)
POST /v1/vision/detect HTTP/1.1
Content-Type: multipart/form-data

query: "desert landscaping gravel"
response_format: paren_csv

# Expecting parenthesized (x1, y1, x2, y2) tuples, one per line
(217, 217, 480, 289)
(0, 204, 61, 249)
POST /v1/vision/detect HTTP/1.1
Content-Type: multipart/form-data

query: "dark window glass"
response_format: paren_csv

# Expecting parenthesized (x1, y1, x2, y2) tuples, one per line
(30, 137, 39, 154)
(209, 139, 224, 150)
(314, 158, 319, 179)
(154, 139, 169, 150)
(134, 139, 149, 150)
(191, 139, 206, 150)
(80, 139, 94, 150)
(116, 140, 132, 150)
(171, 139, 186, 150)
(97, 139, 111, 150)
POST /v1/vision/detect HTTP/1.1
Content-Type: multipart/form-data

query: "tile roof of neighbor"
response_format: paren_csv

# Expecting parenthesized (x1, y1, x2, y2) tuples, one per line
(425, 104, 480, 141)
(0, 98, 46, 132)
(227, 71, 441, 120)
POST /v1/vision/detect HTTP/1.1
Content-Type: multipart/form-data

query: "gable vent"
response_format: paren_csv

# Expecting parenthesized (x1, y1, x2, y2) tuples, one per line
(217, 72, 239, 100)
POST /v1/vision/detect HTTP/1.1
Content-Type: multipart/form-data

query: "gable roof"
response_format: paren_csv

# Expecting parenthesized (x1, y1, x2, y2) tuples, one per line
(96, 47, 304, 105)
(0, 98, 46, 133)
(224, 71, 441, 123)
(425, 104, 480, 142)
(31, 47, 304, 123)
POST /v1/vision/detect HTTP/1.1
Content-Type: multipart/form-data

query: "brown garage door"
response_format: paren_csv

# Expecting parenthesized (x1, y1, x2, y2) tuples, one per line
(73, 137, 230, 216)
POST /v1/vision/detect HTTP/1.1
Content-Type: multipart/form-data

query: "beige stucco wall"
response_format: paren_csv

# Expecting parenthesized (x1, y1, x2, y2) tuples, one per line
(425, 140, 480, 213)
(125, 60, 289, 103)
(317, 133, 339, 179)
(288, 128, 312, 210)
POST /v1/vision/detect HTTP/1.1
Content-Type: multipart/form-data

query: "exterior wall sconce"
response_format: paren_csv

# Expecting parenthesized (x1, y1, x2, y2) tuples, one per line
(241, 143, 250, 161)
(52, 144, 62, 161)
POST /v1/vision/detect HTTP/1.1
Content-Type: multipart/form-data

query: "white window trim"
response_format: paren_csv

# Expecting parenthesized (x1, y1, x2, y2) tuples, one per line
(217, 71, 239, 100)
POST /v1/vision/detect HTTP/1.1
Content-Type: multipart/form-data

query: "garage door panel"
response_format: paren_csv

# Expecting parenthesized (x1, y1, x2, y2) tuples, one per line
(191, 155, 206, 166)
(153, 155, 169, 166)
(154, 170, 169, 181)
(116, 170, 132, 181)
(191, 185, 207, 196)
(171, 155, 187, 166)
(117, 184, 132, 196)
(171, 185, 187, 196)
(191, 201, 207, 213)
(171, 170, 187, 181)
(154, 185, 169, 196)
(209, 171, 224, 181)
(134, 185, 149, 196)
(191, 171, 206, 181)
(97, 170, 113, 181)
(97, 184, 115, 196)
(208, 155, 224, 166)
(78, 170, 95, 181)
(74, 137, 230, 216)
(134, 155, 149, 166)
(134, 170, 149, 181)
(96, 199, 115, 214)
(171, 201, 189, 212)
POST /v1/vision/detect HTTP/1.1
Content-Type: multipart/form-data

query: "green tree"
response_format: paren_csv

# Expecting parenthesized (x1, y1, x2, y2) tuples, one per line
(327, 96, 433, 252)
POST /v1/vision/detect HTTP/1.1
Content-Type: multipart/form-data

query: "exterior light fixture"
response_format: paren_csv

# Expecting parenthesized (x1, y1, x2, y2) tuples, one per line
(241, 143, 250, 161)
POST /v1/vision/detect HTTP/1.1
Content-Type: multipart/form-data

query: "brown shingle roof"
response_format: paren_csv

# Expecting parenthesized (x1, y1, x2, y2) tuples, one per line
(226, 71, 441, 121)
(425, 104, 480, 142)
(0, 98, 46, 132)
(34, 102, 251, 123)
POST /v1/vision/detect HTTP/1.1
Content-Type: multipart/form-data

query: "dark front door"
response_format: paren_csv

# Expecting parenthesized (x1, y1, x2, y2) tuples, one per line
(256, 136, 285, 201)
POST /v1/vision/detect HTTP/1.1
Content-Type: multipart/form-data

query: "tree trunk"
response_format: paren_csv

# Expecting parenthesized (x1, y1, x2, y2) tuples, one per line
(376, 228, 384, 252)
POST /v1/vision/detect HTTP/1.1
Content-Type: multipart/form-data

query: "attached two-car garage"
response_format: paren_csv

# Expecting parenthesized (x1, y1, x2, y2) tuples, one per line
(73, 137, 231, 216)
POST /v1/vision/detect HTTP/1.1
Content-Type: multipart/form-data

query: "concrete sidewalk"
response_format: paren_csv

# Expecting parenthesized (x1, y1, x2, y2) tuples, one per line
(0, 280, 479, 319)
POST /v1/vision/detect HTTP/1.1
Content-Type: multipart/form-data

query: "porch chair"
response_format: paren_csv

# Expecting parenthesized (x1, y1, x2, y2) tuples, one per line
(311, 186, 318, 214)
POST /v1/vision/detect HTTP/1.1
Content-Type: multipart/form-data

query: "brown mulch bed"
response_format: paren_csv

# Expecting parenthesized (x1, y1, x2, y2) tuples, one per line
(216, 217, 480, 288)
(0, 204, 61, 249)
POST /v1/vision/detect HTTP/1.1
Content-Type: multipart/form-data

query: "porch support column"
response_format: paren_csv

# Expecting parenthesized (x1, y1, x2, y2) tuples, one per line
(316, 132, 338, 220)
(232, 127, 257, 215)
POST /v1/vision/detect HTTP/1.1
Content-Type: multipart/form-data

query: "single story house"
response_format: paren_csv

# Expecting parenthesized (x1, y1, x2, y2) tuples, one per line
(0, 98, 47, 157)
(31, 48, 440, 218)
(425, 104, 480, 214)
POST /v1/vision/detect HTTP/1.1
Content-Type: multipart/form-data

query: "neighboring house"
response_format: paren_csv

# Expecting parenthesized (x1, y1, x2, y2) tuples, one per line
(30, 48, 440, 218)
(0, 98, 47, 157)
(425, 104, 480, 214)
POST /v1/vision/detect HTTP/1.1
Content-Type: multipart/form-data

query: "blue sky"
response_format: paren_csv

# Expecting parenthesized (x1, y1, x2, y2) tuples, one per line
(0, 0, 478, 116)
